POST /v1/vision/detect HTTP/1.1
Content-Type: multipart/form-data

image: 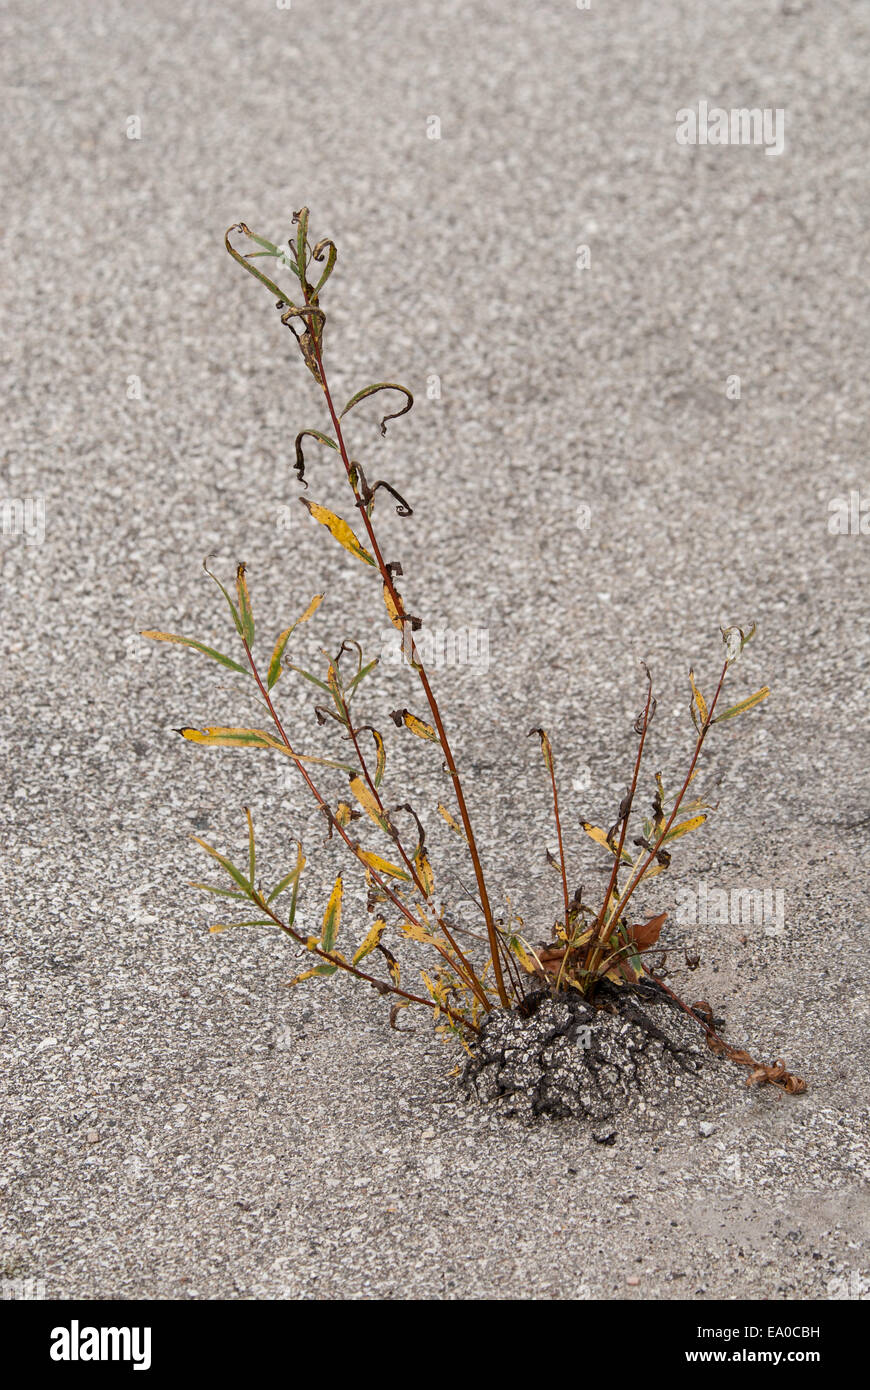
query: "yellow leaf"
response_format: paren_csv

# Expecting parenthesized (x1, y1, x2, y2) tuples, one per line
(383, 583, 404, 631)
(414, 844, 435, 896)
(348, 775, 392, 834)
(400, 920, 439, 947)
(300, 499, 375, 566)
(580, 822, 633, 864)
(663, 813, 707, 843)
(179, 726, 276, 749)
(358, 850, 410, 881)
(689, 668, 708, 728)
(437, 803, 466, 840)
(391, 708, 438, 741)
(352, 917, 387, 965)
(236, 563, 254, 644)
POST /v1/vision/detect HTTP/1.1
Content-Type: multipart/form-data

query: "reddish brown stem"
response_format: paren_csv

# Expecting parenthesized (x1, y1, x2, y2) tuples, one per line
(309, 334, 510, 1008)
(604, 660, 729, 934)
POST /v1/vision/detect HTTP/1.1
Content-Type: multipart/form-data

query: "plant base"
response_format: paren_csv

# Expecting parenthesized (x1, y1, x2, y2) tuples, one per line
(463, 978, 723, 1127)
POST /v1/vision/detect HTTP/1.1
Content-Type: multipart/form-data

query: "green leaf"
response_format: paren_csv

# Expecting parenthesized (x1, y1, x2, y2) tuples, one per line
(266, 594, 324, 689)
(713, 686, 771, 723)
(209, 919, 274, 934)
(245, 806, 256, 884)
(203, 557, 244, 637)
(190, 881, 248, 900)
(321, 875, 343, 951)
(225, 224, 297, 303)
(284, 663, 331, 694)
(338, 382, 414, 436)
(370, 728, 386, 787)
(269, 841, 306, 932)
(191, 836, 251, 893)
(311, 238, 337, 296)
(140, 631, 249, 676)
(347, 659, 380, 701)
(267, 866, 302, 904)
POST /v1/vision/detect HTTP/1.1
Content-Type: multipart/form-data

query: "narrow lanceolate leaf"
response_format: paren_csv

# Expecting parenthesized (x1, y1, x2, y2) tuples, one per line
(528, 726, 554, 773)
(390, 708, 439, 741)
(267, 629, 293, 689)
(203, 557, 244, 636)
(311, 238, 337, 296)
(352, 917, 387, 965)
(289, 962, 339, 985)
(140, 632, 249, 676)
(245, 806, 256, 884)
(368, 729, 387, 787)
(383, 584, 407, 632)
(348, 775, 392, 835)
(414, 844, 435, 897)
(225, 224, 297, 301)
(580, 822, 633, 864)
(294, 206, 310, 284)
(178, 726, 276, 750)
(209, 918, 273, 934)
(321, 875, 343, 951)
(267, 863, 303, 903)
(346, 657, 379, 697)
(300, 498, 375, 566)
(266, 593, 325, 688)
(338, 382, 414, 436)
(662, 813, 708, 843)
(358, 850, 410, 881)
(689, 668, 708, 728)
(191, 837, 251, 892)
(190, 882, 247, 900)
(437, 803, 467, 839)
(294, 430, 338, 485)
(713, 686, 771, 723)
(236, 563, 254, 645)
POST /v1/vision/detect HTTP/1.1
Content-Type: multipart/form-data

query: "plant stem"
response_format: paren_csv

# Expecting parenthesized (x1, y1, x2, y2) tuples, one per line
(242, 637, 459, 960)
(580, 672, 655, 979)
(603, 659, 729, 934)
(309, 336, 511, 1008)
(252, 891, 478, 1034)
(338, 694, 491, 1009)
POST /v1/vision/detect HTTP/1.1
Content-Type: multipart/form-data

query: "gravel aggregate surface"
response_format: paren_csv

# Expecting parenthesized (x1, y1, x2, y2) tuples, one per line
(1, 0, 868, 1300)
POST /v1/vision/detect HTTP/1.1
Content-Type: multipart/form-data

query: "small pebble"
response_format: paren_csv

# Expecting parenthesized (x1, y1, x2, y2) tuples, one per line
(699, 1121, 715, 1137)
(86, 1129, 100, 1144)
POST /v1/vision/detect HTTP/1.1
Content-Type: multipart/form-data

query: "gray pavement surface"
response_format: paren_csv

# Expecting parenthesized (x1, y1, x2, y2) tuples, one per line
(1, 0, 868, 1299)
